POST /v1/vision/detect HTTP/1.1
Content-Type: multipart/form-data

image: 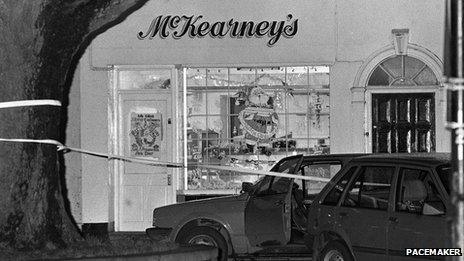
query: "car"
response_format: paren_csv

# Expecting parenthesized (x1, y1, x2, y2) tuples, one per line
(146, 153, 364, 260)
(307, 153, 451, 261)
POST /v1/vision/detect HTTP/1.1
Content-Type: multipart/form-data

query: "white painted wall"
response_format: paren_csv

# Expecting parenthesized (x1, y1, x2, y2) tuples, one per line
(90, 0, 337, 66)
(329, 61, 363, 153)
(64, 65, 82, 225)
(79, 51, 110, 223)
(336, 0, 444, 62)
(66, 0, 448, 224)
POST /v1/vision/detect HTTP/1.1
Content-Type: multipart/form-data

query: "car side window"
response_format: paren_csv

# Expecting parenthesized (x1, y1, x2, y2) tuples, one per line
(254, 155, 302, 196)
(255, 176, 293, 196)
(341, 166, 394, 210)
(254, 175, 273, 195)
(321, 167, 357, 206)
(302, 162, 342, 198)
(396, 168, 446, 216)
(269, 176, 292, 194)
(272, 156, 303, 173)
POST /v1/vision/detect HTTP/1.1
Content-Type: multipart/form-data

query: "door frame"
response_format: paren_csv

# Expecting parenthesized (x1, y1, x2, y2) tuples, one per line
(353, 44, 445, 153)
(108, 65, 179, 231)
(364, 86, 442, 153)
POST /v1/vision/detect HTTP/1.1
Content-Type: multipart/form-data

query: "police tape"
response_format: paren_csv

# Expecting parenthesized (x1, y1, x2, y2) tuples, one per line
(0, 99, 62, 109)
(0, 138, 331, 182)
(0, 99, 331, 182)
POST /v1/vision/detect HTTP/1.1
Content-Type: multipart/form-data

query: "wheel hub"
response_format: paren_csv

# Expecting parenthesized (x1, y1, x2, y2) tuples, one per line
(188, 234, 218, 247)
(324, 249, 344, 261)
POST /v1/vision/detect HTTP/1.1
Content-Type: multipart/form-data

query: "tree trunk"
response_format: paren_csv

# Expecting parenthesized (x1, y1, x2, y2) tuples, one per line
(0, 0, 149, 250)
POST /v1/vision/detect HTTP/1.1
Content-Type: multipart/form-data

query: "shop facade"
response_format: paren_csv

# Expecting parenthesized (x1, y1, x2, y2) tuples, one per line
(64, 0, 447, 231)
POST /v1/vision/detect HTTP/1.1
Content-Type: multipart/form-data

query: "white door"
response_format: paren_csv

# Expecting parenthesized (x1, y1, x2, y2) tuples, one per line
(118, 91, 174, 231)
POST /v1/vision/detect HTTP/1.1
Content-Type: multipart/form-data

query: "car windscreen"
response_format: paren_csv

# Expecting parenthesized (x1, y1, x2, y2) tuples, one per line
(436, 164, 451, 194)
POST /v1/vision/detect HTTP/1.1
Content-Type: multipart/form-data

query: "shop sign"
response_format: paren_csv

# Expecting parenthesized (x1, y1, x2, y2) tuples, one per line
(138, 14, 298, 47)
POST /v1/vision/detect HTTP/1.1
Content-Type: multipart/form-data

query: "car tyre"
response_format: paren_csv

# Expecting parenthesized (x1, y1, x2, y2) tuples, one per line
(319, 241, 353, 261)
(178, 226, 228, 261)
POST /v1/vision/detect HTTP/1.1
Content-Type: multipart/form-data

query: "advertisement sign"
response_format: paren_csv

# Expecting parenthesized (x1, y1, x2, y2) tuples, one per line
(129, 112, 162, 157)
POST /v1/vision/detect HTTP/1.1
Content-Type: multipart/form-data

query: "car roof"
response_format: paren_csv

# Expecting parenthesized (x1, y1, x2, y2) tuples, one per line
(302, 153, 367, 159)
(301, 153, 367, 163)
(350, 152, 450, 167)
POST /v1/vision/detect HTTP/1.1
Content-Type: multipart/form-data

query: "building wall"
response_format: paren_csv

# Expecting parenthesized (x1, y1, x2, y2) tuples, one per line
(336, 0, 443, 62)
(90, 0, 337, 66)
(66, 0, 448, 224)
(330, 61, 363, 153)
(79, 52, 110, 223)
(64, 65, 82, 225)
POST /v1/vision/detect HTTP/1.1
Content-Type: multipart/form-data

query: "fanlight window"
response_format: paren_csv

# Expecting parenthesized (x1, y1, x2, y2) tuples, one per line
(368, 56, 438, 86)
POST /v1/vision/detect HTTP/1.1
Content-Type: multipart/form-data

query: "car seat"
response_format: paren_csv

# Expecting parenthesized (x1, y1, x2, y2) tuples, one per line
(401, 179, 427, 213)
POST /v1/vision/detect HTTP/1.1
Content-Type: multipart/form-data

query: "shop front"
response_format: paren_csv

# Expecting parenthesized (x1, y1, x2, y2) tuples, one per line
(65, 0, 447, 231)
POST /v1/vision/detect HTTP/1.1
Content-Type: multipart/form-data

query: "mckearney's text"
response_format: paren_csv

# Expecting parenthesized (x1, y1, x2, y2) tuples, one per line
(137, 14, 298, 47)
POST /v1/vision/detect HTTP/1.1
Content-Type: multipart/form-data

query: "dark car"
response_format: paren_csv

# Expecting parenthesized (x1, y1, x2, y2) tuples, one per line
(307, 153, 451, 261)
(146, 153, 364, 260)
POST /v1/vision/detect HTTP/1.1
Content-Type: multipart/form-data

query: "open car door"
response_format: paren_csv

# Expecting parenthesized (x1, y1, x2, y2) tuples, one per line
(244, 155, 304, 247)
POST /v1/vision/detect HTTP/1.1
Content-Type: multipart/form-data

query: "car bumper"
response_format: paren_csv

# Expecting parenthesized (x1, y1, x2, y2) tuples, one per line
(146, 227, 173, 242)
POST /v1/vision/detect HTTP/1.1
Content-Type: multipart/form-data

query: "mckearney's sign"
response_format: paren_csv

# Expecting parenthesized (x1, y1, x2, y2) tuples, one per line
(137, 14, 298, 47)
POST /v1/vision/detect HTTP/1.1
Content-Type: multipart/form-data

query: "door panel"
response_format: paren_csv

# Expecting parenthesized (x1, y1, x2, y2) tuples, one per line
(119, 92, 173, 231)
(387, 214, 447, 261)
(372, 93, 435, 153)
(338, 166, 394, 261)
(245, 192, 292, 246)
(339, 208, 389, 261)
(387, 167, 448, 260)
(245, 155, 303, 246)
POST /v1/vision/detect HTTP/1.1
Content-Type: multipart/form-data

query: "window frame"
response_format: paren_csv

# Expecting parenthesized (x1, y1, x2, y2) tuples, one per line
(393, 165, 449, 215)
(319, 165, 360, 206)
(252, 155, 303, 196)
(339, 165, 396, 211)
(367, 55, 439, 87)
(299, 160, 343, 199)
(183, 66, 331, 191)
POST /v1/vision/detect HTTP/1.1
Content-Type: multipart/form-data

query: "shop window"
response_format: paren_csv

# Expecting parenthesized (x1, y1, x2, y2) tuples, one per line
(183, 66, 331, 191)
(367, 56, 438, 86)
(118, 69, 172, 89)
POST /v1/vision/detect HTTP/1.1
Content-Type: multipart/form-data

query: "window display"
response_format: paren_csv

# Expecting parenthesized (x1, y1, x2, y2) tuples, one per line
(182, 66, 331, 191)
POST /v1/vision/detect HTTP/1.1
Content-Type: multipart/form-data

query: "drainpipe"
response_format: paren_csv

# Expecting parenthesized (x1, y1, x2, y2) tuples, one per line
(444, 0, 464, 260)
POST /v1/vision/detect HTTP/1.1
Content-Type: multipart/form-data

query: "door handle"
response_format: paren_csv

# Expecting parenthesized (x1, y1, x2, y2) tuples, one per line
(389, 216, 399, 223)
(274, 200, 284, 206)
(339, 212, 348, 217)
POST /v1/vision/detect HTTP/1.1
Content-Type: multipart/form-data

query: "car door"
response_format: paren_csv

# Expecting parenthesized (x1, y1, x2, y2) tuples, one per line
(245, 155, 303, 247)
(387, 166, 448, 261)
(337, 165, 395, 261)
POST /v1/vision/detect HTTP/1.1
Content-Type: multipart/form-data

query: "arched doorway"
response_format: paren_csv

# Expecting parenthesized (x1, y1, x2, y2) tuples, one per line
(368, 55, 438, 153)
(354, 44, 444, 153)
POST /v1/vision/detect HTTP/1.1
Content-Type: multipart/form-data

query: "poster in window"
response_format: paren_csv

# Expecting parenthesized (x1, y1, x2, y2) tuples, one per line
(129, 112, 162, 157)
(237, 87, 279, 147)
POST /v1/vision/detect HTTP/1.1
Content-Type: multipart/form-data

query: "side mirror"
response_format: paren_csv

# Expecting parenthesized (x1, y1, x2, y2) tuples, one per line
(241, 182, 254, 193)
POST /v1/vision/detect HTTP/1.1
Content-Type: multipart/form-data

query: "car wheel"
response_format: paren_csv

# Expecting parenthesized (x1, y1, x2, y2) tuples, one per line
(319, 241, 353, 261)
(178, 226, 228, 261)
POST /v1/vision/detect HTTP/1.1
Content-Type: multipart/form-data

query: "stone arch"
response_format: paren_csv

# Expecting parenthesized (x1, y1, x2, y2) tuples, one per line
(354, 43, 444, 88)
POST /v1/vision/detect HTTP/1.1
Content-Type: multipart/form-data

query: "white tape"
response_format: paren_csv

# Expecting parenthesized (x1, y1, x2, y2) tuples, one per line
(0, 99, 332, 182)
(196, 164, 331, 182)
(0, 99, 62, 109)
(0, 138, 331, 182)
(63, 146, 183, 168)
(0, 138, 64, 147)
